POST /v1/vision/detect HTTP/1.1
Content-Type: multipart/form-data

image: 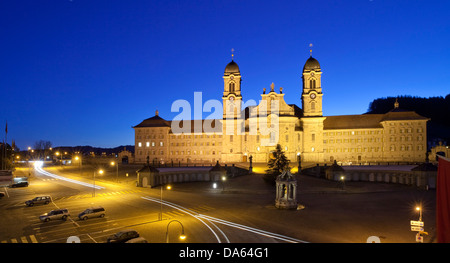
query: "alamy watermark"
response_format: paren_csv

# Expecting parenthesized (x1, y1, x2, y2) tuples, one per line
(170, 92, 280, 146)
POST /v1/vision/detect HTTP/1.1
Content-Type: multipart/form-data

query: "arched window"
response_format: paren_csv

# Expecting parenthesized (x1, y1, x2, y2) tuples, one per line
(229, 82, 235, 93)
(311, 101, 316, 112)
(310, 79, 316, 89)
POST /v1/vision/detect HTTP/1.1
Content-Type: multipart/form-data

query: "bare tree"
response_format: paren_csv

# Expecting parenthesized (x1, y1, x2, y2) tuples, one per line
(33, 140, 52, 160)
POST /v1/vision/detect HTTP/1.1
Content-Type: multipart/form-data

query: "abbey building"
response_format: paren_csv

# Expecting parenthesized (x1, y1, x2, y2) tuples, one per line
(133, 55, 429, 165)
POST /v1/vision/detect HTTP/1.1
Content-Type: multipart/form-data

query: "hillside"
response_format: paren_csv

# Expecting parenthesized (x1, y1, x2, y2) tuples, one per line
(54, 145, 135, 155)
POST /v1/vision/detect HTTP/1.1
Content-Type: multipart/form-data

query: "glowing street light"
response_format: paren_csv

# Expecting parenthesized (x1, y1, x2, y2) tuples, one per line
(222, 175, 227, 191)
(416, 206, 422, 221)
(110, 161, 118, 182)
(165, 220, 186, 243)
(93, 169, 104, 197)
(340, 175, 346, 190)
(160, 184, 172, 221)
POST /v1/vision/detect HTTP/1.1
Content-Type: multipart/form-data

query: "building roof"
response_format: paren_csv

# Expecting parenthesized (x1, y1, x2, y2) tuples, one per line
(303, 56, 321, 72)
(133, 115, 171, 128)
(224, 60, 240, 74)
(381, 110, 430, 122)
(324, 114, 385, 130)
(324, 109, 429, 130)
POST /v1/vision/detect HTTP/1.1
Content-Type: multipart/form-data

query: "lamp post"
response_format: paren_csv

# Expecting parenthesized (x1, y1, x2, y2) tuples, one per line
(93, 169, 103, 197)
(340, 175, 346, 190)
(416, 206, 422, 222)
(165, 220, 186, 243)
(160, 185, 172, 221)
(221, 175, 227, 191)
(75, 156, 82, 177)
(111, 161, 118, 182)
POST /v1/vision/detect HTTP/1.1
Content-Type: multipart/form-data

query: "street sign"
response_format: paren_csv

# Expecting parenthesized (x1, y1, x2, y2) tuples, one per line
(416, 233, 423, 243)
(411, 226, 424, 232)
(410, 220, 424, 227)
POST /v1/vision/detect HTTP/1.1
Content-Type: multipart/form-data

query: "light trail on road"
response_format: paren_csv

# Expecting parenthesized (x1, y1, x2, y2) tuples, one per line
(141, 196, 227, 243)
(35, 166, 105, 190)
(197, 214, 307, 243)
(141, 195, 307, 243)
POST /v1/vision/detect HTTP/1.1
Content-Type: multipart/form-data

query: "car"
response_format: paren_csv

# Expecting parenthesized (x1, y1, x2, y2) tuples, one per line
(25, 196, 52, 206)
(107, 229, 140, 243)
(125, 237, 148, 243)
(10, 181, 28, 188)
(78, 206, 105, 220)
(40, 209, 70, 222)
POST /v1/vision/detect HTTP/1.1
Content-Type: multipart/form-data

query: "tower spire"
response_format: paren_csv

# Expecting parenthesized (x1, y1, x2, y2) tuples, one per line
(394, 98, 399, 109)
(309, 43, 313, 57)
(231, 48, 235, 61)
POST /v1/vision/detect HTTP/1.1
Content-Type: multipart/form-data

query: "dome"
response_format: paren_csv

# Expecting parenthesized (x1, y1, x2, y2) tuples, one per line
(303, 56, 321, 72)
(224, 60, 240, 74)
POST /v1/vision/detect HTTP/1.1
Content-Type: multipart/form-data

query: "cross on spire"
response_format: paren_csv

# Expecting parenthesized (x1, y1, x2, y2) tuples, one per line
(309, 43, 313, 57)
(231, 48, 235, 60)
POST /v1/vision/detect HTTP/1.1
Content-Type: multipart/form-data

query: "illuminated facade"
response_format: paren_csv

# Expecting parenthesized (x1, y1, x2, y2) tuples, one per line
(133, 55, 429, 164)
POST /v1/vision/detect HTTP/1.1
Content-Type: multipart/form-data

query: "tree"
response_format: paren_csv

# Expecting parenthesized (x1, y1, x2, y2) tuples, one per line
(32, 140, 52, 160)
(263, 144, 290, 185)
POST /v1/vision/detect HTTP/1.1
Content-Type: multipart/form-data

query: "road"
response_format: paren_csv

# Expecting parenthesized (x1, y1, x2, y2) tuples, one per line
(0, 166, 304, 243)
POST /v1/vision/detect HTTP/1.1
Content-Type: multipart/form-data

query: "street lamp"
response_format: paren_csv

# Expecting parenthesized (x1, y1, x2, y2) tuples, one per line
(340, 176, 345, 190)
(160, 184, 172, 221)
(165, 220, 186, 243)
(93, 169, 104, 197)
(222, 175, 227, 191)
(75, 156, 82, 176)
(416, 206, 422, 221)
(110, 161, 118, 183)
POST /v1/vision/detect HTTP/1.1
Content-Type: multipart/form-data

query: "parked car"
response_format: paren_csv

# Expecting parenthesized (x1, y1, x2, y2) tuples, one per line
(78, 206, 105, 220)
(40, 209, 70, 222)
(10, 181, 28, 188)
(107, 229, 140, 243)
(25, 196, 52, 206)
(125, 237, 148, 243)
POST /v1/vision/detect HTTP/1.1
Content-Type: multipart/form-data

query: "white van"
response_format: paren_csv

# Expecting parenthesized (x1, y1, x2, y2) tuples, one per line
(78, 206, 105, 220)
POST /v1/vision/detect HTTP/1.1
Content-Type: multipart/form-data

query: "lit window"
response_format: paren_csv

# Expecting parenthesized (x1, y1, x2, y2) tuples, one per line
(138, 142, 142, 147)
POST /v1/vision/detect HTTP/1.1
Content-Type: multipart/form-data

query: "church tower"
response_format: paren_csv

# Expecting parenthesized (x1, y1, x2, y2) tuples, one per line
(222, 58, 243, 119)
(221, 54, 244, 163)
(300, 52, 325, 163)
(301, 54, 323, 117)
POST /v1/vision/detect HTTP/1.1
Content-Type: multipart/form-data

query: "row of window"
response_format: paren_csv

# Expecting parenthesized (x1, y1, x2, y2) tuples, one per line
(137, 142, 164, 147)
(324, 138, 382, 144)
(389, 136, 423, 142)
(390, 145, 424, 151)
(323, 144, 424, 153)
(137, 141, 225, 147)
(136, 150, 219, 156)
(171, 134, 223, 139)
(389, 128, 423, 134)
(324, 130, 383, 136)
(172, 142, 222, 147)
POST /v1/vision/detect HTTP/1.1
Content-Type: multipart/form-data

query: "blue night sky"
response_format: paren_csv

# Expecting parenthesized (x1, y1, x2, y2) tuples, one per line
(1, 0, 449, 150)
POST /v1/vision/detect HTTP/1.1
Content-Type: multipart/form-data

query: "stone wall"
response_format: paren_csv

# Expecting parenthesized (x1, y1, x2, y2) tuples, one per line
(304, 165, 437, 189)
(137, 166, 228, 188)
(325, 169, 436, 189)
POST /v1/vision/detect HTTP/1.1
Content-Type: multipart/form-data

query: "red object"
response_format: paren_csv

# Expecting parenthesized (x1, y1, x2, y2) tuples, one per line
(437, 156, 450, 243)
